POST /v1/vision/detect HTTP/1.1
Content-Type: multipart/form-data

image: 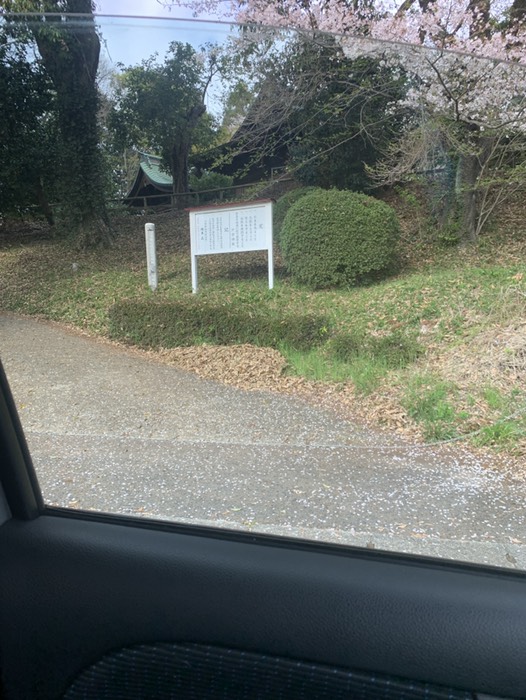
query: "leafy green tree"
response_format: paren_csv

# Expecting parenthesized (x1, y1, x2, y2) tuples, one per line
(0, 23, 57, 224)
(213, 34, 406, 190)
(282, 42, 406, 191)
(111, 42, 219, 206)
(3, 0, 111, 246)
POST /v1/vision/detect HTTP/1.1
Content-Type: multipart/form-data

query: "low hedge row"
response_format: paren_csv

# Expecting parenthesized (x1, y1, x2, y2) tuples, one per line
(108, 298, 332, 351)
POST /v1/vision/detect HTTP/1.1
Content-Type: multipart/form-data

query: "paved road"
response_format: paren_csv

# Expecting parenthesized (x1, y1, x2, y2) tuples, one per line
(1, 314, 525, 568)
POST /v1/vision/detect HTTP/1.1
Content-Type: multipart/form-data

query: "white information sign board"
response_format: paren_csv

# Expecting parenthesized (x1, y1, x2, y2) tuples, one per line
(188, 199, 273, 293)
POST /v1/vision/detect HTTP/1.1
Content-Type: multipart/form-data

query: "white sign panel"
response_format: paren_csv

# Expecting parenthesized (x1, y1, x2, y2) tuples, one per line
(194, 207, 267, 254)
(188, 200, 273, 293)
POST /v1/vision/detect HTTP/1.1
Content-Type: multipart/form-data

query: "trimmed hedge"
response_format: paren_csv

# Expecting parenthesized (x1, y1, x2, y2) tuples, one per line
(108, 298, 332, 351)
(273, 187, 321, 244)
(281, 189, 400, 289)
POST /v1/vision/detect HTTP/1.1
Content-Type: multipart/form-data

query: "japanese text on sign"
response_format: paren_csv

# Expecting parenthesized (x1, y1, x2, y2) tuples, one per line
(194, 207, 267, 255)
(187, 199, 274, 293)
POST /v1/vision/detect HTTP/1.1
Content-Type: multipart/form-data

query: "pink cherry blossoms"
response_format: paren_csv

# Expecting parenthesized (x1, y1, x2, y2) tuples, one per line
(164, 0, 526, 64)
(162, 0, 526, 240)
(164, 0, 526, 131)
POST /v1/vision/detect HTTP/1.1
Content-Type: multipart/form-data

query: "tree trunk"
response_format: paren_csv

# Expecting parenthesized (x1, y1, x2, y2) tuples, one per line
(454, 133, 495, 244)
(432, 158, 456, 231)
(36, 178, 54, 227)
(171, 143, 190, 209)
(435, 129, 495, 245)
(170, 104, 206, 210)
(32, 2, 112, 247)
(456, 152, 480, 243)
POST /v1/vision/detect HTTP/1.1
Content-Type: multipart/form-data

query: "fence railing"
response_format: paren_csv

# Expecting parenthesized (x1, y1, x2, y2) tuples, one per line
(120, 176, 294, 209)
(5, 176, 295, 221)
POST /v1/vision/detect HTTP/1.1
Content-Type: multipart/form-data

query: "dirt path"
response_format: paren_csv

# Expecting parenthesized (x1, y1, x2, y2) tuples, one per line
(2, 313, 526, 569)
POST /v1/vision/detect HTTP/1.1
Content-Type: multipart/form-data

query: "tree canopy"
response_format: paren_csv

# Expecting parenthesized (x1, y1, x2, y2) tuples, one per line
(0, 21, 56, 223)
(111, 42, 219, 205)
(277, 38, 406, 191)
(166, 0, 526, 241)
(2, 2, 525, 245)
(2, 0, 112, 246)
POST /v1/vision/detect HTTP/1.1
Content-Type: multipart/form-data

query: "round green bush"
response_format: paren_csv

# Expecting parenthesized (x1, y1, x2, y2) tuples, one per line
(273, 187, 321, 244)
(280, 189, 400, 289)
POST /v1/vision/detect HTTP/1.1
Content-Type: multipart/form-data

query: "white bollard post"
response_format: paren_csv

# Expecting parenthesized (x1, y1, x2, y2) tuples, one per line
(145, 223, 158, 291)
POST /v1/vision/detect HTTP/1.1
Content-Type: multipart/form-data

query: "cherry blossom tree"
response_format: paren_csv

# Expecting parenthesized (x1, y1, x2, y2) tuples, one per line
(163, 0, 526, 50)
(165, 0, 526, 241)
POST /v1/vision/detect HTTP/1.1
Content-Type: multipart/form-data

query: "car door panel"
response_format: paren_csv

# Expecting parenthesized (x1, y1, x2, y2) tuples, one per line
(1, 509, 526, 699)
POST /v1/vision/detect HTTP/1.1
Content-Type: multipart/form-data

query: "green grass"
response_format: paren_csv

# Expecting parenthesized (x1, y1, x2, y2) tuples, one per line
(280, 327, 423, 394)
(1, 211, 526, 453)
(473, 420, 526, 448)
(280, 346, 353, 382)
(401, 377, 526, 448)
(344, 356, 394, 395)
(472, 388, 526, 449)
(402, 374, 466, 441)
(483, 386, 508, 411)
(328, 329, 423, 368)
(279, 345, 390, 393)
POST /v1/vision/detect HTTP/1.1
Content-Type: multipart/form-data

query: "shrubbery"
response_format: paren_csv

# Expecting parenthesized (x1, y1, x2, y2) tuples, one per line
(280, 189, 400, 289)
(273, 187, 321, 244)
(109, 298, 332, 351)
(189, 171, 234, 204)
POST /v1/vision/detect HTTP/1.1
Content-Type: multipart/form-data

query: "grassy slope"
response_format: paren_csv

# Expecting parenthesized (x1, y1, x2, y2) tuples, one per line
(1, 203, 525, 455)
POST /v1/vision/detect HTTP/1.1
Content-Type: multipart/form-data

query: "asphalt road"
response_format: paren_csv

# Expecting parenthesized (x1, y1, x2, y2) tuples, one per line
(2, 314, 526, 569)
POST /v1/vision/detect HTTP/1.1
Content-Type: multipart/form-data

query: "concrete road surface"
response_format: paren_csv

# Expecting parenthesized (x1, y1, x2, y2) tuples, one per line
(1, 314, 525, 569)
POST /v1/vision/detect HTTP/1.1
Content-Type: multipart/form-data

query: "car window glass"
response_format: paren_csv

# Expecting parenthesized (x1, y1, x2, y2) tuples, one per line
(1, 6, 525, 570)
